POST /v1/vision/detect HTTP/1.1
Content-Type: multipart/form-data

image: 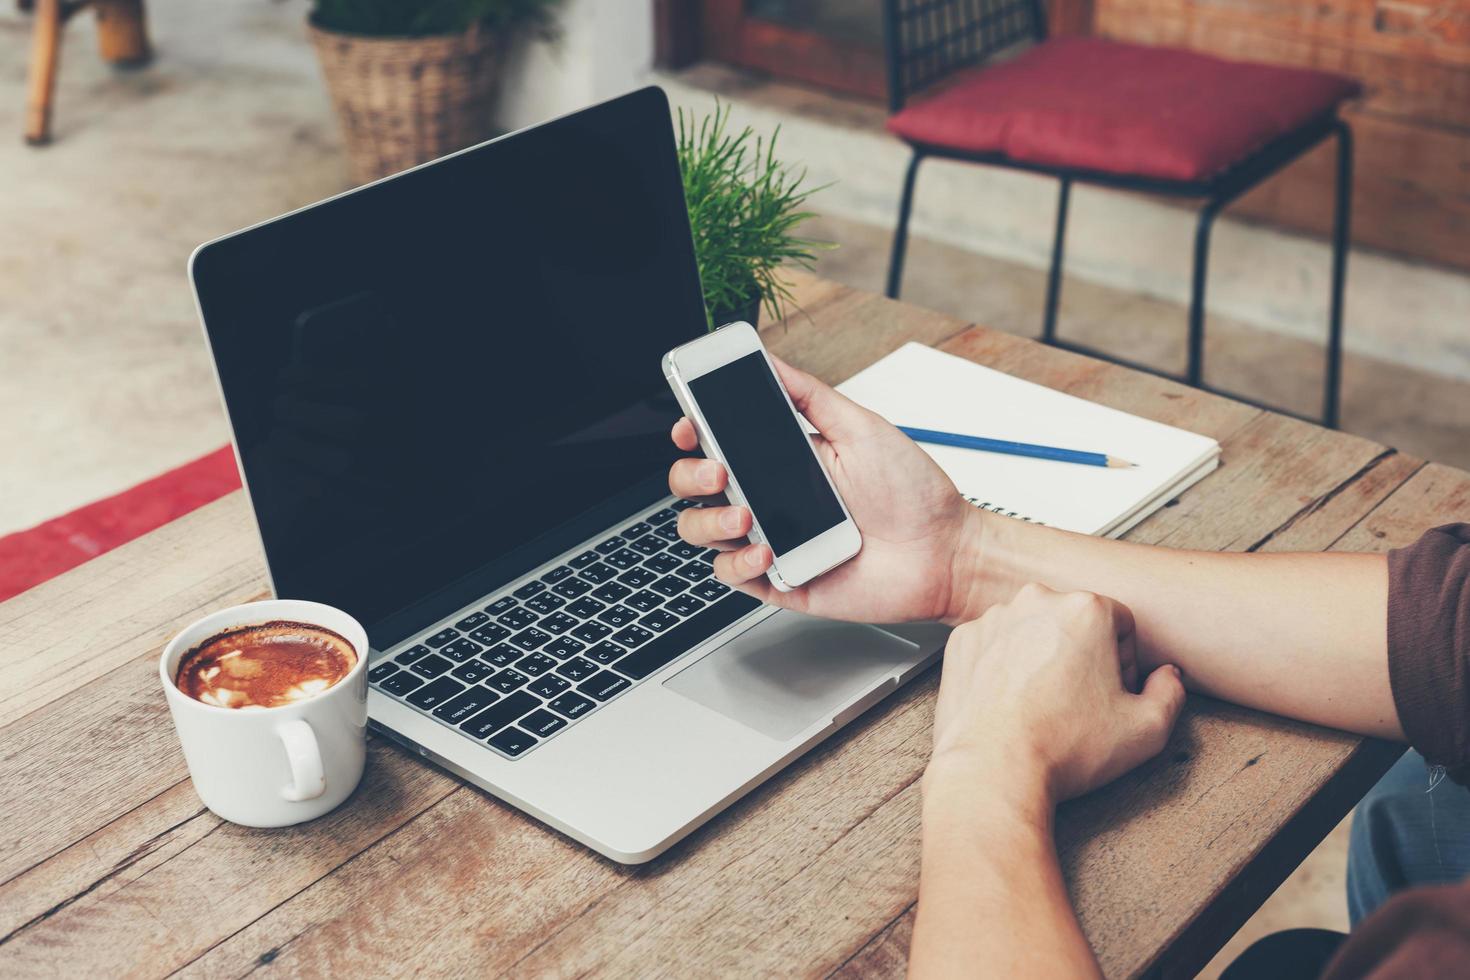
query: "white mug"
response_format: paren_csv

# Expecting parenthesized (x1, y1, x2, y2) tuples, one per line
(160, 599, 369, 827)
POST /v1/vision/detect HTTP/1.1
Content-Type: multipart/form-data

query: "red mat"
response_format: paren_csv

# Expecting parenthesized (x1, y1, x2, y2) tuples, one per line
(0, 445, 242, 602)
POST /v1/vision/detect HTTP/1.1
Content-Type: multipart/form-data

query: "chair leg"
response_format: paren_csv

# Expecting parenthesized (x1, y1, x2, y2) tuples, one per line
(24, 0, 65, 145)
(1323, 120, 1353, 430)
(95, 0, 151, 67)
(1187, 202, 1222, 389)
(886, 151, 924, 299)
(1042, 177, 1072, 344)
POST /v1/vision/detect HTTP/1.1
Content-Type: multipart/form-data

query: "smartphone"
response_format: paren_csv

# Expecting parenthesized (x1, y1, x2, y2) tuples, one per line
(662, 321, 862, 591)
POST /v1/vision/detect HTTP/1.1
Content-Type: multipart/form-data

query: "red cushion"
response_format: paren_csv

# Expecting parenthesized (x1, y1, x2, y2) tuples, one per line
(886, 37, 1360, 182)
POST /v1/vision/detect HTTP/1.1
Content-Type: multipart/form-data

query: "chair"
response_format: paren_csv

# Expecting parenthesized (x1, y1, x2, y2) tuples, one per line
(21, 0, 151, 145)
(881, 0, 1359, 428)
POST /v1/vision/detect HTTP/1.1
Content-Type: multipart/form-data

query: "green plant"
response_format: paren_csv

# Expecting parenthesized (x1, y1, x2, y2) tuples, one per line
(310, 0, 559, 38)
(677, 103, 833, 329)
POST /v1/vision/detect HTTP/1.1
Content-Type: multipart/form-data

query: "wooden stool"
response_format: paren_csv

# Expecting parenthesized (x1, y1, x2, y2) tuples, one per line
(21, 0, 151, 145)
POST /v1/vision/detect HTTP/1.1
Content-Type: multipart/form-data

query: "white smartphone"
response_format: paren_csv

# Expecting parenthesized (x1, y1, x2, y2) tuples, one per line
(662, 321, 862, 591)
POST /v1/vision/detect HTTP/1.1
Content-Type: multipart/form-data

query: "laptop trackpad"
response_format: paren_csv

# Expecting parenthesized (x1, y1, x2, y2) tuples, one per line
(664, 612, 921, 742)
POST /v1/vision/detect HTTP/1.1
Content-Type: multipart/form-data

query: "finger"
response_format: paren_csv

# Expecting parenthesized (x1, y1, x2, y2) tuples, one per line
(671, 417, 699, 452)
(678, 503, 751, 546)
(1102, 595, 1136, 641)
(1133, 664, 1187, 751)
(669, 457, 727, 499)
(1118, 628, 1140, 694)
(713, 542, 772, 586)
(769, 356, 875, 442)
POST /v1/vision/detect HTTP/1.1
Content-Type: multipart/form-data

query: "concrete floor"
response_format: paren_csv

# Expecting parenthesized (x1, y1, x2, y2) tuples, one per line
(1, 1, 1462, 975)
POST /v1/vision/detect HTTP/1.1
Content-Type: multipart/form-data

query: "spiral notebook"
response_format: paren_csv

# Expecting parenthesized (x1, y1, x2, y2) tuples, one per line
(834, 343, 1221, 538)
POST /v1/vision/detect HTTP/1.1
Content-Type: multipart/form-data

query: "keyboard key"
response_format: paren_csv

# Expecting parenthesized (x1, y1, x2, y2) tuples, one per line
(425, 628, 459, 648)
(567, 596, 606, 618)
(597, 605, 638, 628)
(613, 624, 655, 648)
(580, 562, 618, 583)
(621, 521, 653, 539)
(677, 560, 714, 582)
(552, 576, 594, 599)
(571, 621, 611, 644)
(485, 596, 518, 615)
(515, 652, 558, 676)
(521, 709, 567, 738)
(630, 534, 667, 556)
(625, 589, 664, 612)
(568, 550, 598, 568)
(461, 691, 538, 739)
(488, 727, 537, 757)
(433, 686, 498, 725)
(665, 594, 707, 617)
(528, 674, 570, 699)
(595, 536, 625, 554)
(454, 610, 490, 631)
(592, 581, 632, 602)
(481, 642, 521, 667)
(469, 623, 511, 645)
(703, 548, 722, 562)
(605, 548, 642, 570)
(542, 564, 574, 583)
(380, 670, 424, 697)
(497, 606, 538, 630)
(549, 690, 596, 719)
(410, 654, 454, 679)
(544, 636, 586, 660)
(654, 524, 682, 541)
(619, 566, 657, 588)
(638, 610, 679, 633)
(646, 553, 682, 574)
(514, 580, 547, 599)
(649, 507, 678, 525)
(369, 661, 399, 683)
(666, 539, 702, 560)
(406, 676, 464, 709)
(651, 575, 690, 598)
(451, 659, 494, 684)
(616, 592, 762, 681)
(396, 644, 432, 666)
(509, 627, 552, 651)
(578, 670, 631, 702)
(539, 611, 579, 635)
(442, 637, 484, 662)
(556, 656, 598, 681)
(486, 668, 530, 694)
(587, 640, 627, 664)
(671, 498, 698, 511)
(691, 579, 730, 601)
(525, 591, 567, 614)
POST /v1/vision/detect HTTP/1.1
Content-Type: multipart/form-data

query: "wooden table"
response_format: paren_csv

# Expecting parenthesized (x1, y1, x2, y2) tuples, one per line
(2, 274, 1459, 978)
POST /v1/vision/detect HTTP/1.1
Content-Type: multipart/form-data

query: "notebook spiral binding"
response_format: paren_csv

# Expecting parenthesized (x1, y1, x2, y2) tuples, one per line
(963, 494, 1044, 526)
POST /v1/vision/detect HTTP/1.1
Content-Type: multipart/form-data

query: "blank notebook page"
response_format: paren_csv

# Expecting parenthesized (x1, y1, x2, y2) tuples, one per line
(834, 343, 1220, 536)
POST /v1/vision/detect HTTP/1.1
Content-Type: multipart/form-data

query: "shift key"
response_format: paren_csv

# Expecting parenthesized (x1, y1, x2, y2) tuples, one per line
(460, 691, 539, 740)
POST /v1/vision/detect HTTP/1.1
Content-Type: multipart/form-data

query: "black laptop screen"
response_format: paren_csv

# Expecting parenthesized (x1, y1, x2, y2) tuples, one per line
(191, 88, 706, 648)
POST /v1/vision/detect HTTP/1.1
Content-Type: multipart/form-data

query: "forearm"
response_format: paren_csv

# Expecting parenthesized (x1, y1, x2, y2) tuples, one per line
(950, 511, 1401, 740)
(911, 761, 1099, 979)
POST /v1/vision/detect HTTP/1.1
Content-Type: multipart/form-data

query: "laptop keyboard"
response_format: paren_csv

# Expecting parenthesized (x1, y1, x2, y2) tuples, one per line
(368, 500, 762, 760)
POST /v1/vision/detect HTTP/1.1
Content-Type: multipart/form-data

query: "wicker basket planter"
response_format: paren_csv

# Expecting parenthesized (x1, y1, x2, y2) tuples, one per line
(309, 20, 502, 185)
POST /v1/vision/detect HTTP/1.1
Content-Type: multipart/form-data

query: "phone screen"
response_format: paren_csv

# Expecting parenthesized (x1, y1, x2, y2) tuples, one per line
(687, 352, 846, 555)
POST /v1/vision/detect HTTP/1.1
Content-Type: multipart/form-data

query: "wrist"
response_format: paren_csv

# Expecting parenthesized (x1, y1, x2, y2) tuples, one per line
(923, 745, 1055, 832)
(942, 507, 992, 625)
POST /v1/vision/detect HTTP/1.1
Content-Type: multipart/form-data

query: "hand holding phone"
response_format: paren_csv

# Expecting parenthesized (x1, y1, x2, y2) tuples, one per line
(663, 322, 862, 591)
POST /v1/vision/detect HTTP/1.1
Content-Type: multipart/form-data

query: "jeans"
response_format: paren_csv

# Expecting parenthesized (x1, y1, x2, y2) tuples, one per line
(1347, 748, 1470, 925)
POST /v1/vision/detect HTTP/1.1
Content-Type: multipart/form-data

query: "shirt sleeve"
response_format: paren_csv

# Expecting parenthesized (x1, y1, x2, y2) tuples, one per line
(1387, 523, 1470, 784)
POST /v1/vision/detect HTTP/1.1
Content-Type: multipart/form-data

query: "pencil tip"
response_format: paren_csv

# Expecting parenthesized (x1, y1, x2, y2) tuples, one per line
(1107, 457, 1138, 469)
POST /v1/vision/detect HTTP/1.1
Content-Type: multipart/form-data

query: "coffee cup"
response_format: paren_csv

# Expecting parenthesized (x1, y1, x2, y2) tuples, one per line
(159, 599, 369, 827)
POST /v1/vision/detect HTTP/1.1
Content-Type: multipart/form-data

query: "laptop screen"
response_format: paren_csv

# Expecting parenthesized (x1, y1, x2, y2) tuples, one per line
(192, 88, 707, 649)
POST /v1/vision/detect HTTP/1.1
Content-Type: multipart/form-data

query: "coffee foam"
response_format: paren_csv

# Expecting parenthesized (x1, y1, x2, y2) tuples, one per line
(175, 620, 357, 709)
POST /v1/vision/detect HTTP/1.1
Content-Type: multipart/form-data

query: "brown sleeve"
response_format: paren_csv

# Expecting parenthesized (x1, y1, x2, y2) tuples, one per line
(1320, 880, 1470, 979)
(1386, 523, 1470, 784)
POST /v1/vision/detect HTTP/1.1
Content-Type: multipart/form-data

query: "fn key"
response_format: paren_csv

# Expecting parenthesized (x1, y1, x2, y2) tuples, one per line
(488, 727, 537, 757)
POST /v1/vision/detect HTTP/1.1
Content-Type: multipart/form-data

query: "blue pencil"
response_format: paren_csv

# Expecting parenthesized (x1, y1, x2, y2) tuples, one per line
(898, 426, 1136, 469)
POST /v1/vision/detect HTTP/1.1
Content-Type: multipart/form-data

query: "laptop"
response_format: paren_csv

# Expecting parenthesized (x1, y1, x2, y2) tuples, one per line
(189, 86, 947, 863)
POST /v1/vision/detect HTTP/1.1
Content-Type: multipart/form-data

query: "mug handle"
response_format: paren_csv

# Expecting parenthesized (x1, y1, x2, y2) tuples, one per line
(277, 719, 326, 802)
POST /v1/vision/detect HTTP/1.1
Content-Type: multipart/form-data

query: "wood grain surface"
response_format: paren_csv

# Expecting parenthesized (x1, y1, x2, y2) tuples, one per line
(2, 274, 1461, 978)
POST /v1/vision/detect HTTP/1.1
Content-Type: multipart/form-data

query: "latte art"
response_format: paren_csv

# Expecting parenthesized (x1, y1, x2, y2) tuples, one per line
(175, 621, 357, 709)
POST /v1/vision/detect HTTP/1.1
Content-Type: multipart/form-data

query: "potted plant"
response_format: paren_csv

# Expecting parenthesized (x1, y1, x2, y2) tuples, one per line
(308, 0, 559, 185)
(677, 104, 833, 330)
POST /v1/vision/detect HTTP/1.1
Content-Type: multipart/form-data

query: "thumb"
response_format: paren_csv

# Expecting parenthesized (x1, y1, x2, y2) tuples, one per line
(1132, 664, 1187, 751)
(770, 356, 874, 442)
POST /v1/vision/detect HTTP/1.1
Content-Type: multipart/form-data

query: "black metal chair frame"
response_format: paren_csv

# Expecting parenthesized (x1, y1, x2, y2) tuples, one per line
(881, 0, 1353, 428)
